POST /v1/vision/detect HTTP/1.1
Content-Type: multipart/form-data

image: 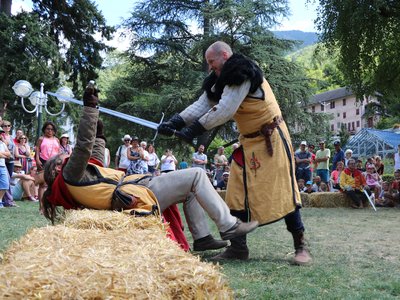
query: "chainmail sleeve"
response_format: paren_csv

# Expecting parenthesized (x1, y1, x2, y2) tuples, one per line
(197, 80, 251, 130)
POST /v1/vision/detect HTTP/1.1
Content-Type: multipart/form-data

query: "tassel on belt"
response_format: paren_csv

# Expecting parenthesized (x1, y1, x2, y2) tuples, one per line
(242, 116, 283, 156)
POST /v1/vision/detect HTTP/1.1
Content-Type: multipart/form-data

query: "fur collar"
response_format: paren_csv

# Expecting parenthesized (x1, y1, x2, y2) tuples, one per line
(202, 53, 263, 102)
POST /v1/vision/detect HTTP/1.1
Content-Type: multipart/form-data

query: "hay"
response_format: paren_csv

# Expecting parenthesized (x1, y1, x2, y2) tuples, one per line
(0, 210, 232, 299)
(301, 192, 353, 208)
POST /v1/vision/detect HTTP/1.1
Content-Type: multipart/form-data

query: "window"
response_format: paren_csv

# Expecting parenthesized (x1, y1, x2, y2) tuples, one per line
(352, 122, 355, 131)
(356, 108, 360, 115)
(356, 120, 360, 127)
(312, 106, 315, 113)
(343, 98, 346, 106)
(330, 101, 335, 109)
(343, 112, 346, 119)
(331, 124, 334, 131)
(320, 104, 324, 111)
(348, 123, 351, 131)
(337, 113, 340, 117)
(337, 122, 341, 129)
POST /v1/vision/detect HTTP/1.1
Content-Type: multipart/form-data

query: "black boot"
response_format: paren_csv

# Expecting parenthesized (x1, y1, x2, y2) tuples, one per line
(193, 234, 228, 251)
(158, 114, 186, 136)
(292, 230, 312, 265)
(210, 235, 249, 261)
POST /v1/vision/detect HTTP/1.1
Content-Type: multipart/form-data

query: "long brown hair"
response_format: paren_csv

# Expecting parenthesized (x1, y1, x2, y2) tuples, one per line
(42, 154, 63, 224)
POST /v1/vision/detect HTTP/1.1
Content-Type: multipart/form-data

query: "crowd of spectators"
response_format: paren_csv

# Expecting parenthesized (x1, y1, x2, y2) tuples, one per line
(295, 140, 400, 208)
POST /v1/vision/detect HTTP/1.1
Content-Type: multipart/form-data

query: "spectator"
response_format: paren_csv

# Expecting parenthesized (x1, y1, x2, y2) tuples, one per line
(356, 159, 365, 172)
(216, 171, 229, 191)
(315, 140, 331, 184)
(115, 134, 132, 172)
(340, 158, 370, 209)
(374, 156, 384, 175)
(13, 128, 24, 145)
(376, 181, 395, 207)
(147, 144, 160, 174)
(103, 147, 111, 168)
(344, 149, 353, 167)
(391, 169, 400, 205)
(35, 121, 61, 210)
(394, 145, 400, 171)
(228, 143, 239, 164)
(312, 176, 322, 192)
(297, 179, 306, 193)
(11, 161, 37, 202)
(140, 141, 150, 173)
(365, 157, 375, 170)
(364, 164, 382, 201)
(0, 129, 11, 208)
(15, 134, 32, 174)
(295, 141, 312, 182)
(304, 181, 314, 194)
(192, 144, 207, 170)
(308, 144, 316, 176)
(319, 182, 328, 192)
(59, 134, 73, 156)
(331, 140, 345, 171)
(330, 161, 344, 191)
(126, 136, 147, 175)
(160, 149, 178, 173)
(179, 159, 188, 170)
(214, 146, 228, 183)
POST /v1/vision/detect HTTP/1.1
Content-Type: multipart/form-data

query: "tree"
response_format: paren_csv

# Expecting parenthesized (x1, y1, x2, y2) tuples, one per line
(104, 0, 330, 152)
(0, 1, 114, 140)
(314, 0, 400, 117)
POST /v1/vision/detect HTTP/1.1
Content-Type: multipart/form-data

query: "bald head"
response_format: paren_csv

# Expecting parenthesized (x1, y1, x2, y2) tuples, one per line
(205, 41, 233, 76)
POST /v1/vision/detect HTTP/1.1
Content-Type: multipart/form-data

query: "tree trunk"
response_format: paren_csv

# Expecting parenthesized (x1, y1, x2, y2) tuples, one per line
(0, 0, 12, 15)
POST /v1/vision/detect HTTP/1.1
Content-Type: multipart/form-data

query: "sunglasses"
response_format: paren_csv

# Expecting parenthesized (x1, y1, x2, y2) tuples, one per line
(45, 127, 55, 131)
(124, 139, 131, 142)
(20, 137, 27, 140)
(2, 125, 11, 127)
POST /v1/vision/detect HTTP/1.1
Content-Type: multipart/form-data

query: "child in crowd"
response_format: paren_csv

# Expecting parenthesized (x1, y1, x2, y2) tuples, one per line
(305, 181, 314, 194)
(364, 164, 381, 200)
(376, 181, 395, 207)
(297, 179, 306, 193)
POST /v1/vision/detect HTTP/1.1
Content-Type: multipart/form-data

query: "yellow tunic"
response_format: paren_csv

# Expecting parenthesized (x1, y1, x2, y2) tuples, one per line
(65, 163, 158, 213)
(226, 80, 301, 225)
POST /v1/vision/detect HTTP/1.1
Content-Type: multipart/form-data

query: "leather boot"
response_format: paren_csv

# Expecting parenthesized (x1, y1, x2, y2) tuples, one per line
(210, 235, 249, 261)
(193, 235, 228, 251)
(292, 230, 312, 265)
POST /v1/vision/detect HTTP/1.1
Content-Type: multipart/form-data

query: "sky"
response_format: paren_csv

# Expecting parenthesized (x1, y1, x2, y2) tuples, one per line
(13, 0, 318, 31)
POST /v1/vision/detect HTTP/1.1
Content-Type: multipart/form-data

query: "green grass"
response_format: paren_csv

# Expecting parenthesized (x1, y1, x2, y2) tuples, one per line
(1, 204, 399, 299)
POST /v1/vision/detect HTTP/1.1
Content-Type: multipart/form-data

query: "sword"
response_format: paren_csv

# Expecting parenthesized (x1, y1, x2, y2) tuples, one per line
(363, 189, 377, 211)
(46, 91, 165, 140)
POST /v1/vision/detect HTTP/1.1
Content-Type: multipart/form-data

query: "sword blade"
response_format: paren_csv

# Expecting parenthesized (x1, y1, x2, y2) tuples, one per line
(46, 91, 159, 130)
(363, 189, 377, 211)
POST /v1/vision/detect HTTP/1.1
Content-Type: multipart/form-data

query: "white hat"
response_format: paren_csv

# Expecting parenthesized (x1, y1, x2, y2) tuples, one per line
(122, 134, 132, 141)
(300, 141, 307, 146)
(345, 149, 353, 154)
(60, 133, 69, 139)
(223, 172, 230, 176)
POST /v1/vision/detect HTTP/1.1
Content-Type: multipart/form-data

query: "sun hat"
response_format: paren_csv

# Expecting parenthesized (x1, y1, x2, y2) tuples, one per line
(300, 141, 307, 146)
(223, 172, 230, 176)
(122, 134, 132, 142)
(306, 180, 313, 185)
(14, 160, 22, 168)
(60, 133, 69, 139)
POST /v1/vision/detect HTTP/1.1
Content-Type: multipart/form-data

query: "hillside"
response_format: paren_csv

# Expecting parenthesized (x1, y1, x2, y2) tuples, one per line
(272, 30, 318, 49)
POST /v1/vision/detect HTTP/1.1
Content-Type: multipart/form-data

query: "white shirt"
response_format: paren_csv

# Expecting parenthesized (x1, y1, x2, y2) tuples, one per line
(160, 155, 176, 172)
(116, 144, 131, 169)
(0, 141, 7, 167)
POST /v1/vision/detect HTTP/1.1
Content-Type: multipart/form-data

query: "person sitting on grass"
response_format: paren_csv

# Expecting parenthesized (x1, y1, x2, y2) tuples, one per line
(376, 181, 395, 207)
(330, 161, 344, 192)
(297, 179, 306, 193)
(390, 169, 400, 206)
(41, 84, 258, 253)
(305, 181, 314, 194)
(340, 158, 370, 209)
(11, 160, 38, 202)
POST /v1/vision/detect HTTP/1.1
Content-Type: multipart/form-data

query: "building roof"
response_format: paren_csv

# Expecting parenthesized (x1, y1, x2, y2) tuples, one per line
(310, 87, 354, 105)
(345, 128, 400, 158)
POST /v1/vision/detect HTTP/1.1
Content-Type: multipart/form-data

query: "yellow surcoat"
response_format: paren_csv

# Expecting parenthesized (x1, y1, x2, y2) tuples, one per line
(226, 80, 301, 225)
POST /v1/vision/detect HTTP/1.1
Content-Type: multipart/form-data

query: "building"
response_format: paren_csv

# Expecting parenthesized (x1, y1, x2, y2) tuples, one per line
(308, 87, 381, 135)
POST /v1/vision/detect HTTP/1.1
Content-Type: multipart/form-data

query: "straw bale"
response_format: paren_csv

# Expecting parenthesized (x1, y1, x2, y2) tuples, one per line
(0, 210, 232, 299)
(301, 192, 352, 208)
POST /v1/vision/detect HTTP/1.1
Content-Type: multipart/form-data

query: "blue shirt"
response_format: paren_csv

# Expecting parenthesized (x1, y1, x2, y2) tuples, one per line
(332, 149, 345, 171)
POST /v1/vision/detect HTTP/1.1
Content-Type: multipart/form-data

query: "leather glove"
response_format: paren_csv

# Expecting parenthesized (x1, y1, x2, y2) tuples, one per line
(158, 113, 186, 136)
(174, 120, 206, 144)
(83, 84, 99, 108)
